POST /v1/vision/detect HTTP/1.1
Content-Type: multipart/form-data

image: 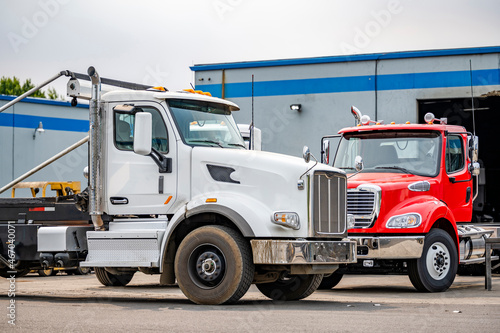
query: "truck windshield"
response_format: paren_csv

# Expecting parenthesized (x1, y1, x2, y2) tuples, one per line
(334, 131, 441, 177)
(168, 99, 246, 149)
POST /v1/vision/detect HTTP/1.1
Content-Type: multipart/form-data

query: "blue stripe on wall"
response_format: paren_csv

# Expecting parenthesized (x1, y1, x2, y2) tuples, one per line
(197, 69, 500, 98)
(0, 113, 89, 132)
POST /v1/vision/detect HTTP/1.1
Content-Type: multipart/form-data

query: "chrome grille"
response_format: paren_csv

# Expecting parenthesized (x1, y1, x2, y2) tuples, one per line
(347, 188, 378, 228)
(312, 171, 347, 236)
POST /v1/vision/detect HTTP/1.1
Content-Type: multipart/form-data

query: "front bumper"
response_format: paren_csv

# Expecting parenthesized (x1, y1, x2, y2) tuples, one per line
(351, 235, 425, 259)
(250, 239, 356, 265)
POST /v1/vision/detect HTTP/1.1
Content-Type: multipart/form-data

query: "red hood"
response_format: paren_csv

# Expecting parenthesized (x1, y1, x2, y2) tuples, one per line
(347, 172, 432, 189)
(347, 172, 442, 234)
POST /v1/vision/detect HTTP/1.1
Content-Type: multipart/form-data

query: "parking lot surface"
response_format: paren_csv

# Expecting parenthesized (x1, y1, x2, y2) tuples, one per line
(1, 272, 499, 332)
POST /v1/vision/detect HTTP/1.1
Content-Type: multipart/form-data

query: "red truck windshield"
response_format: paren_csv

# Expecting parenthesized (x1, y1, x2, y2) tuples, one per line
(334, 131, 441, 177)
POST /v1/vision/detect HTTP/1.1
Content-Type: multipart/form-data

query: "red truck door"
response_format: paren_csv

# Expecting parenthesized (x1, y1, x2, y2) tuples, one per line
(442, 134, 472, 222)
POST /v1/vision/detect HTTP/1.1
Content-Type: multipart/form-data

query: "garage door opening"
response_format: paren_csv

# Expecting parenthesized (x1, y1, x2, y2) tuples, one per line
(418, 95, 500, 222)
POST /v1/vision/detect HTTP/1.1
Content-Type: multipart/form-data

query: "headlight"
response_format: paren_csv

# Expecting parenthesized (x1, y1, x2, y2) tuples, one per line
(386, 213, 421, 228)
(347, 214, 356, 230)
(271, 212, 300, 230)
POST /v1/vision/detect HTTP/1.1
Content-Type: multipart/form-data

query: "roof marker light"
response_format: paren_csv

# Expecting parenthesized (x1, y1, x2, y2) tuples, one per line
(183, 88, 212, 96)
(147, 86, 167, 91)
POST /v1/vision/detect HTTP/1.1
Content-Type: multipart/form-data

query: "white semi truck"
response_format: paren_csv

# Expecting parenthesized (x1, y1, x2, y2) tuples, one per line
(0, 67, 356, 304)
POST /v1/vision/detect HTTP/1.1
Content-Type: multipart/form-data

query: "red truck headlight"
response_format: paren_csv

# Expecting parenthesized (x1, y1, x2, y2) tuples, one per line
(386, 213, 421, 228)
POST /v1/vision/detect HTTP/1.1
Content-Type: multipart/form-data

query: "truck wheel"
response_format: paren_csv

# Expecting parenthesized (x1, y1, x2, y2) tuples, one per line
(318, 272, 344, 290)
(73, 266, 92, 275)
(174, 225, 254, 305)
(0, 268, 30, 278)
(408, 229, 457, 292)
(95, 267, 135, 286)
(256, 273, 323, 301)
(38, 268, 54, 277)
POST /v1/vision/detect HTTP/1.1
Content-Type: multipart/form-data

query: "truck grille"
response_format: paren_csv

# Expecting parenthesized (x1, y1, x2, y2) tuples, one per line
(312, 171, 347, 236)
(347, 187, 380, 228)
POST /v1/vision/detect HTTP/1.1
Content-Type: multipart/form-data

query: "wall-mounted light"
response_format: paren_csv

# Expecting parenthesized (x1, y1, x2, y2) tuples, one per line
(33, 121, 45, 139)
(290, 104, 302, 111)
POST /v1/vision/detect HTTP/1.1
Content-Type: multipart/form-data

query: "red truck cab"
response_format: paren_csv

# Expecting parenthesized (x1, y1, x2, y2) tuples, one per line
(320, 112, 491, 292)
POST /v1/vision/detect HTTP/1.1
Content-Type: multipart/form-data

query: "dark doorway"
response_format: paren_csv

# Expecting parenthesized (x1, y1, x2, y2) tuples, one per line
(418, 95, 500, 221)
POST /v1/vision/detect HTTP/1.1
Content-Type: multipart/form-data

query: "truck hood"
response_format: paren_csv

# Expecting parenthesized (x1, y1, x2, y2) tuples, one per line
(347, 172, 441, 234)
(191, 147, 340, 194)
(190, 147, 345, 237)
(347, 172, 434, 190)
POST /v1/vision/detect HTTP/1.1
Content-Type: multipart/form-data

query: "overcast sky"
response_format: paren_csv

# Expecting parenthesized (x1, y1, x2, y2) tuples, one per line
(1, 0, 499, 98)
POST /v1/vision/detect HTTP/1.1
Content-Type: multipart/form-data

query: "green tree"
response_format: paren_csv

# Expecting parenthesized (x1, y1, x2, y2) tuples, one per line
(0, 76, 61, 100)
(47, 87, 61, 100)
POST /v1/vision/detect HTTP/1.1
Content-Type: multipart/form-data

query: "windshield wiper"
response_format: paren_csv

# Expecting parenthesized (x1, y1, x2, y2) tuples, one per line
(227, 143, 247, 149)
(336, 166, 355, 170)
(188, 140, 224, 148)
(375, 166, 414, 174)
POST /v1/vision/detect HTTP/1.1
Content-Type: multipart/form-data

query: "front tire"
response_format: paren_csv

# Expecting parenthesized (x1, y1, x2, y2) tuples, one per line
(256, 273, 323, 301)
(408, 229, 457, 292)
(174, 225, 254, 305)
(95, 267, 135, 286)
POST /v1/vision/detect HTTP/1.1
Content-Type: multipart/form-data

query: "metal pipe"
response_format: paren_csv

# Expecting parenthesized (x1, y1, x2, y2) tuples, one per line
(87, 66, 105, 231)
(0, 72, 66, 113)
(473, 173, 479, 201)
(0, 135, 89, 194)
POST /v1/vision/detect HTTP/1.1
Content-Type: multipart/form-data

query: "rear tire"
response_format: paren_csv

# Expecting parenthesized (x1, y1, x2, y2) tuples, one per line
(174, 225, 254, 305)
(256, 273, 323, 301)
(38, 268, 54, 277)
(73, 266, 91, 275)
(408, 229, 457, 292)
(318, 272, 343, 290)
(0, 268, 30, 278)
(95, 267, 135, 286)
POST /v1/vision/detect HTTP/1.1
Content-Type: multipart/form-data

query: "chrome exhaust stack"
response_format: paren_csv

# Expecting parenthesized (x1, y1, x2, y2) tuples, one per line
(88, 66, 105, 231)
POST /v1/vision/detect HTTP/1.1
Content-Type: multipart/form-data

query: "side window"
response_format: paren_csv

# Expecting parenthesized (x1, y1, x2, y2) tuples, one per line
(446, 135, 464, 173)
(114, 107, 169, 153)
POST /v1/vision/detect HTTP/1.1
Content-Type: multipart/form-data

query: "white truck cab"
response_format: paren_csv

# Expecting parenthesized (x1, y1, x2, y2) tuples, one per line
(1, 67, 356, 305)
(238, 123, 262, 150)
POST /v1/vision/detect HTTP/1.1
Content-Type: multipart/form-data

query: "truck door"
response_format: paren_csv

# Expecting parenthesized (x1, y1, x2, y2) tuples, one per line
(105, 102, 177, 215)
(443, 134, 472, 222)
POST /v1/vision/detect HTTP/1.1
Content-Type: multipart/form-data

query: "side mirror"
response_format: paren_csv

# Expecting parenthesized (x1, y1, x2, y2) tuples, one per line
(470, 161, 480, 177)
(355, 155, 364, 172)
(303, 146, 311, 163)
(134, 112, 152, 156)
(468, 135, 479, 162)
(322, 141, 330, 165)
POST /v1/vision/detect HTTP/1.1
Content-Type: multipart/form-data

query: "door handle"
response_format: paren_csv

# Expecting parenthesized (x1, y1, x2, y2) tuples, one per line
(110, 197, 129, 205)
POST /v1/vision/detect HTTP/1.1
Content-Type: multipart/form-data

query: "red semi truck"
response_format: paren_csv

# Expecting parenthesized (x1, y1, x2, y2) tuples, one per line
(320, 108, 499, 292)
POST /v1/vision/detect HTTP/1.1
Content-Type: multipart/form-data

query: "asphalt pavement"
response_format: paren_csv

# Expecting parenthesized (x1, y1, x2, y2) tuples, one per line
(1, 272, 499, 332)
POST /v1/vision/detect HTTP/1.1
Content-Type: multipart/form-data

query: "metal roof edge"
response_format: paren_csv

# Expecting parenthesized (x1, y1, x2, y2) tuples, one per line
(191, 46, 500, 72)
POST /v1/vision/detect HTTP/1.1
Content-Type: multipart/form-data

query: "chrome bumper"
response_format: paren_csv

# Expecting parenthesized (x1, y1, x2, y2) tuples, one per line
(250, 239, 357, 265)
(352, 236, 425, 259)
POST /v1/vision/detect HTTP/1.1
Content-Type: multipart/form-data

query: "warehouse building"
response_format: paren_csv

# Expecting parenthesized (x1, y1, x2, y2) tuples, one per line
(0, 96, 89, 197)
(191, 46, 500, 220)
